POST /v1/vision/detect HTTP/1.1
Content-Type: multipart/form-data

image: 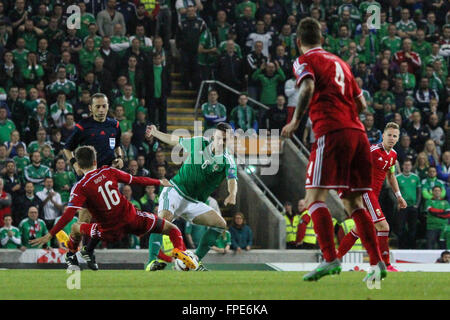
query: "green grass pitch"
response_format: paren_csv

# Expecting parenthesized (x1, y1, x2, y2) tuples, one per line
(1, 270, 448, 300)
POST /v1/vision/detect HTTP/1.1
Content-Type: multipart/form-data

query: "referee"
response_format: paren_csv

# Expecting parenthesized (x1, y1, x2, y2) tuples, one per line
(63, 93, 124, 270)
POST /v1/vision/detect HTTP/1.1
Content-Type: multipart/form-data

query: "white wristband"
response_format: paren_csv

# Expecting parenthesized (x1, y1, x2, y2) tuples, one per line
(395, 191, 402, 198)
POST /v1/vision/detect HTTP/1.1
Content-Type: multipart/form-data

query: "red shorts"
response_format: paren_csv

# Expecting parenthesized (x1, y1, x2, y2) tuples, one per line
(362, 191, 386, 223)
(305, 129, 372, 193)
(80, 211, 165, 242)
(338, 190, 386, 223)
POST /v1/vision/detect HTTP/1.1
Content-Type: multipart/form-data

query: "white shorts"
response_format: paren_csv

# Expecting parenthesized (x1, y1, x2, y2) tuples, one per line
(158, 186, 213, 222)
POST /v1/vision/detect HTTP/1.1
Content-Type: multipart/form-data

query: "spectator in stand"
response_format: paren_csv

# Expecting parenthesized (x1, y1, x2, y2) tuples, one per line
(99, 36, 120, 80)
(423, 139, 440, 167)
(427, 114, 445, 156)
(0, 144, 11, 175)
(407, 111, 431, 153)
(396, 8, 417, 39)
(233, 5, 256, 50)
(120, 54, 146, 102)
(149, 149, 170, 178)
(363, 113, 382, 145)
(0, 177, 11, 227)
(198, 27, 218, 83)
(61, 113, 75, 143)
(50, 92, 73, 129)
(437, 151, 450, 184)
(49, 128, 64, 157)
(396, 159, 422, 248)
(52, 157, 76, 204)
(147, 54, 171, 133)
(36, 176, 62, 230)
(4, 130, 25, 159)
(3, 160, 21, 203)
(217, 39, 244, 113)
(425, 186, 450, 249)
(252, 61, 285, 109)
(120, 131, 138, 167)
(93, 56, 114, 101)
(13, 181, 41, 225)
(245, 41, 268, 101)
(129, 24, 153, 54)
(132, 107, 152, 155)
(140, 185, 158, 213)
(19, 206, 48, 250)
(113, 84, 140, 125)
(201, 89, 227, 130)
(414, 152, 431, 181)
(128, 3, 153, 40)
(396, 61, 416, 96)
(229, 93, 258, 134)
(126, 159, 145, 201)
(394, 37, 421, 77)
(0, 107, 16, 146)
(0, 214, 21, 248)
(23, 151, 51, 193)
(396, 134, 417, 165)
(12, 143, 29, 177)
(122, 37, 150, 73)
(79, 37, 101, 79)
(211, 229, 232, 254)
(136, 155, 150, 177)
(176, 6, 206, 90)
(415, 77, 439, 112)
(435, 250, 450, 263)
(97, 0, 126, 37)
(229, 212, 252, 253)
(263, 94, 288, 131)
(122, 184, 141, 210)
(245, 20, 272, 58)
(422, 166, 447, 202)
(283, 201, 301, 249)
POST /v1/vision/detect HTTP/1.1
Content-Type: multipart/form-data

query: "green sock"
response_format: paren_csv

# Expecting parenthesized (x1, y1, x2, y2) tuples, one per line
(195, 228, 222, 261)
(148, 233, 163, 263)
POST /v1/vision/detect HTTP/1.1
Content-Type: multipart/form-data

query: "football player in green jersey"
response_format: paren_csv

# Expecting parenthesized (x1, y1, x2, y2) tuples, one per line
(146, 122, 238, 271)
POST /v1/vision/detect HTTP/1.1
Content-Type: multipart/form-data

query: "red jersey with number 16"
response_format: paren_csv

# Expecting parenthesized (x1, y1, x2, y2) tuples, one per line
(50, 166, 161, 236)
(293, 47, 365, 138)
(370, 143, 397, 197)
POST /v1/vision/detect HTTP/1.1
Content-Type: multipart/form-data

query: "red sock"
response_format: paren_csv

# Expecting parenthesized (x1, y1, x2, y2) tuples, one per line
(168, 227, 186, 251)
(351, 208, 381, 265)
(377, 231, 390, 266)
(337, 230, 359, 259)
(309, 201, 336, 262)
(67, 235, 81, 253)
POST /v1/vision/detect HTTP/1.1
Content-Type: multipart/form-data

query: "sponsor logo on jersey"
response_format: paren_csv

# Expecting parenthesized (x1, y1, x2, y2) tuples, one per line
(378, 157, 383, 161)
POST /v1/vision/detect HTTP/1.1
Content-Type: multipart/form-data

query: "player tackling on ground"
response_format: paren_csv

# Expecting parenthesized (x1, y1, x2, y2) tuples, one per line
(145, 122, 237, 271)
(30, 146, 197, 270)
(281, 17, 386, 282)
(337, 122, 407, 272)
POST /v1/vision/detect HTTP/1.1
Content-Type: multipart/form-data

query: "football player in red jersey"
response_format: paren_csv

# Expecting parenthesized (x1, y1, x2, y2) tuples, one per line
(337, 123, 407, 272)
(30, 146, 197, 270)
(282, 17, 385, 282)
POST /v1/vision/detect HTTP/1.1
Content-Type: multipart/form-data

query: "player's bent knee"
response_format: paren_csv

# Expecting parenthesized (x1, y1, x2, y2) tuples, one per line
(71, 222, 82, 235)
(159, 210, 174, 221)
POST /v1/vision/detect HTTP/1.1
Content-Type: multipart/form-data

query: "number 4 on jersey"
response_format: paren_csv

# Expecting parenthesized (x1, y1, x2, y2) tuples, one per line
(334, 61, 345, 95)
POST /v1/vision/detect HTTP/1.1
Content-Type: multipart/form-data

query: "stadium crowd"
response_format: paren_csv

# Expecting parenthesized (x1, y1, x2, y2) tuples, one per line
(0, 0, 449, 251)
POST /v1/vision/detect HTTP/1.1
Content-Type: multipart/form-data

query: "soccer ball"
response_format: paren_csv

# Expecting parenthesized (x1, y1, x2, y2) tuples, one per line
(173, 258, 190, 271)
(173, 251, 199, 271)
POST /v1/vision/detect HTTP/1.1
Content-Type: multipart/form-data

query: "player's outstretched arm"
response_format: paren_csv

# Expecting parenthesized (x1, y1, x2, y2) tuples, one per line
(145, 125, 180, 146)
(281, 78, 314, 138)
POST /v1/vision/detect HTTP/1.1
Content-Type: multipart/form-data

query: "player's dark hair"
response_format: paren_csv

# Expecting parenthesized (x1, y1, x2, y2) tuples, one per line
(296, 17, 321, 46)
(90, 92, 108, 106)
(216, 122, 232, 133)
(75, 145, 97, 169)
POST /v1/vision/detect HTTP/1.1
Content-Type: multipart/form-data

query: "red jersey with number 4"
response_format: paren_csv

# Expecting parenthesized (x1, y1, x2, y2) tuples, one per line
(292, 47, 365, 138)
(370, 143, 397, 197)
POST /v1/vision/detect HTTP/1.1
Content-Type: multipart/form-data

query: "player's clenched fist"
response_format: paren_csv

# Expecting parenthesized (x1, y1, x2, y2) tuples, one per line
(145, 125, 157, 139)
(160, 179, 173, 187)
